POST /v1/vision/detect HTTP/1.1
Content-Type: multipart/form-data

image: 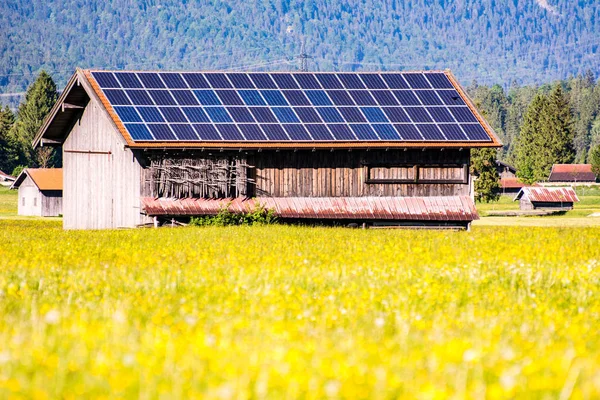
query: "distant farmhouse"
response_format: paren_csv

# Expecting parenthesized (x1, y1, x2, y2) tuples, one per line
(0, 170, 15, 187)
(494, 160, 535, 195)
(33, 69, 501, 229)
(11, 168, 63, 217)
(514, 187, 579, 211)
(547, 164, 597, 184)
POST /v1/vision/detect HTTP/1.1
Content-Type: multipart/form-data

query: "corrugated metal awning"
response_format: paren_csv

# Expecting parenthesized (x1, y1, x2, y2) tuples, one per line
(141, 196, 479, 221)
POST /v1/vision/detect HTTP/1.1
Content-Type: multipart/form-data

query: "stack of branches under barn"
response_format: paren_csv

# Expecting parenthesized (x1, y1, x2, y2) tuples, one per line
(148, 155, 253, 198)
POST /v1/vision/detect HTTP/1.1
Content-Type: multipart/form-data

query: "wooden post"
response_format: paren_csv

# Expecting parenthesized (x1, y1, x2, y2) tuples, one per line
(153, 216, 158, 228)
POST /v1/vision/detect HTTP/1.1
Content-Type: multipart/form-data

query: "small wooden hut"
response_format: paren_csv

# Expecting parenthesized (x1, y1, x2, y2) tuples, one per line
(11, 168, 63, 217)
(32, 69, 502, 229)
(514, 187, 579, 211)
(0, 170, 15, 187)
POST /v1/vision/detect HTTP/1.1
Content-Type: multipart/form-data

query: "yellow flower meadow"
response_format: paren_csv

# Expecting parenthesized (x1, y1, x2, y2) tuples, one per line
(0, 220, 599, 399)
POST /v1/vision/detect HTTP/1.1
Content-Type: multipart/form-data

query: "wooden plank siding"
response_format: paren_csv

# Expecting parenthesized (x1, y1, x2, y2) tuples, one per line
(41, 191, 63, 217)
(17, 176, 42, 216)
(62, 98, 149, 229)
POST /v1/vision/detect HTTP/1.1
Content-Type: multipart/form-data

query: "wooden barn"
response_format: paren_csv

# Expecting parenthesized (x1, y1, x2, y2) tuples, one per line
(10, 168, 63, 217)
(0, 170, 15, 187)
(547, 164, 597, 184)
(32, 69, 501, 229)
(514, 187, 579, 211)
(496, 160, 516, 179)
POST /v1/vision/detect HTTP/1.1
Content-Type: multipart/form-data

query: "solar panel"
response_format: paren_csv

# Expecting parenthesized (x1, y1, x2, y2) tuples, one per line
(91, 71, 494, 143)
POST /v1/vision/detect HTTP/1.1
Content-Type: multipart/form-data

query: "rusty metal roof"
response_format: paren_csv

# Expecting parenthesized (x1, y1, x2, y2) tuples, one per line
(513, 187, 579, 203)
(141, 196, 479, 221)
(10, 168, 63, 191)
(548, 164, 597, 182)
(500, 177, 538, 189)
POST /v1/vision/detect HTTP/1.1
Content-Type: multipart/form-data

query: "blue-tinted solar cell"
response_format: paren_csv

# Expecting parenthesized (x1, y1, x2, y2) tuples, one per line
(193, 90, 222, 105)
(283, 124, 312, 140)
(93, 72, 120, 88)
(371, 91, 398, 106)
(437, 90, 464, 105)
(114, 72, 143, 88)
(227, 107, 255, 123)
(350, 124, 379, 140)
(393, 124, 423, 140)
(349, 91, 376, 106)
(327, 90, 354, 106)
(294, 74, 321, 89)
(148, 124, 176, 140)
(148, 90, 176, 105)
(382, 107, 410, 123)
(393, 91, 421, 106)
(160, 107, 187, 122)
(249, 73, 277, 89)
(183, 107, 210, 123)
(171, 124, 199, 140)
(425, 73, 454, 89)
(114, 106, 142, 122)
(261, 124, 290, 140)
(306, 124, 334, 140)
(127, 90, 154, 105)
(306, 90, 332, 106)
(160, 73, 187, 88)
(362, 107, 389, 123)
(404, 74, 431, 89)
(337, 74, 365, 89)
(316, 107, 344, 123)
(261, 90, 289, 106)
(338, 107, 366, 123)
(316, 74, 343, 89)
(427, 107, 455, 122)
(216, 124, 244, 140)
(125, 124, 153, 140)
(359, 74, 387, 89)
(272, 74, 299, 89)
(239, 90, 266, 106)
(205, 107, 232, 123)
(227, 73, 254, 88)
(137, 107, 165, 122)
(416, 90, 443, 105)
(204, 73, 232, 88)
(193, 124, 222, 140)
(417, 124, 445, 140)
(239, 124, 267, 140)
(171, 90, 199, 106)
(328, 124, 356, 140)
(373, 124, 401, 140)
(449, 107, 478, 122)
(282, 90, 310, 106)
(250, 107, 278, 123)
(461, 124, 490, 141)
(137, 73, 165, 88)
(272, 107, 299, 123)
(405, 108, 433, 122)
(182, 73, 210, 88)
(439, 124, 468, 140)
(381, 74, 409, 89)
(215, 90, 244, 105)
(294, 108, 322, 123)
(104, 89, 131, 105)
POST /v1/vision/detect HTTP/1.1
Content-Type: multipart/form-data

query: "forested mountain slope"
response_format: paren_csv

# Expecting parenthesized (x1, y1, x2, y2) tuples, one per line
(1, 0, 599, 96)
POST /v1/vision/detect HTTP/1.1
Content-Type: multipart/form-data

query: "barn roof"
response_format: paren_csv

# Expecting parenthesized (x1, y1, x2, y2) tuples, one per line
(500, 177, 537, 189)
(0, 169, 15, 181)
(513, 187, 579, 203)
(548, 164, 597, 182)
(11, 168, 63, 191)
(33, 69, 502, 150)
(141, 196, 479, 221)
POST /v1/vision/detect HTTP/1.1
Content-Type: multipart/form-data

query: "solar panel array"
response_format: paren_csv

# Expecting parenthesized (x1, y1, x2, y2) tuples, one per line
(90, 71, 492, 143)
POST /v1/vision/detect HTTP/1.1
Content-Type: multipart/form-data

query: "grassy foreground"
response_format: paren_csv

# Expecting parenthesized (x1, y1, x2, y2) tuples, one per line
(1, 221, 600, 398)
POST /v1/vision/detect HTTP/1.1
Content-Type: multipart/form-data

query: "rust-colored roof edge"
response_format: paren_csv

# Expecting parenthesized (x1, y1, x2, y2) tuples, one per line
(444, 70, 503, 148)
(128, 140, 495, 149)
(85, 68, 450, 74)
(83, 69, 135, 146)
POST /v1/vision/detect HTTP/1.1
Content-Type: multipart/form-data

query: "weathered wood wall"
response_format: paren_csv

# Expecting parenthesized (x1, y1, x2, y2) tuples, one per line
(41, 190, 63, 217)
(63, 99, 148, 229)
(17, 175, 42, 216)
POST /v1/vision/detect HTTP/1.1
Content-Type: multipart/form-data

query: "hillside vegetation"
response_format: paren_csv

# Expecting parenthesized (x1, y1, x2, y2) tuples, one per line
(1, 0, 599, 97)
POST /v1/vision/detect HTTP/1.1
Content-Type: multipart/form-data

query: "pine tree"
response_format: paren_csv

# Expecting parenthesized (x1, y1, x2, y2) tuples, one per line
(471, 148, 500, 203)
(515, 93, 546, 184)
(590, 145, 600, 180)
(8, 71, 58, 168)
(540, 84, 575, 175)
(0, 106, 16, 173)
